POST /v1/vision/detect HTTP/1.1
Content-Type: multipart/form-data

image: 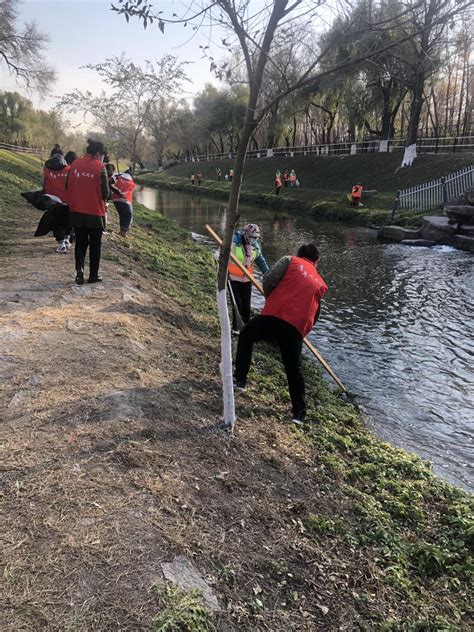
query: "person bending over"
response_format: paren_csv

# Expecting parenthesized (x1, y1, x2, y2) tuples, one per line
(234, 243, 328, 425)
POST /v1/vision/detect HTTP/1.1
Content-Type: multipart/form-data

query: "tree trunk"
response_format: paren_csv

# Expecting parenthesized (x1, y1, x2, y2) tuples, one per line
(402, 74, 424, 166)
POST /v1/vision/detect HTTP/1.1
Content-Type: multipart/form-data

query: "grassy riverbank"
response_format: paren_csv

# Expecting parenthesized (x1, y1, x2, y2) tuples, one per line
(139, 152, 474, 227)
(2, 148, 473, 629)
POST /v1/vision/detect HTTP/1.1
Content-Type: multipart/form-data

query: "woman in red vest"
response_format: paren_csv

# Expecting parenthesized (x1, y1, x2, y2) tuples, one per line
(66, 139, 109, 285)
(43, 150, 71, 253)
(111, 169, 136, 238)
(234, 243, 328, 425)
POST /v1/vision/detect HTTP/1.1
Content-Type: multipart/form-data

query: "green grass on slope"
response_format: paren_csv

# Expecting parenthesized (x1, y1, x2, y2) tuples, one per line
(0, 149, 43, 250)
(141, 152, 474, 226)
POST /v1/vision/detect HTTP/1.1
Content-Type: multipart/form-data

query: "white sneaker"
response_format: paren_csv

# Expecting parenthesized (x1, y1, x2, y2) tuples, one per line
(56, 240, 68, 253)
(64, 238, 72, 249)
(231, 329, 240, 336)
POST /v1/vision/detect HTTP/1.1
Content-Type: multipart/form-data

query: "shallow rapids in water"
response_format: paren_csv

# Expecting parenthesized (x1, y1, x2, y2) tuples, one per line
(135, 186, 474, 492)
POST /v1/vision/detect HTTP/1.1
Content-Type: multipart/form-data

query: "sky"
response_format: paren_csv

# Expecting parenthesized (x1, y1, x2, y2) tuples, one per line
(1, 0, 224, 125)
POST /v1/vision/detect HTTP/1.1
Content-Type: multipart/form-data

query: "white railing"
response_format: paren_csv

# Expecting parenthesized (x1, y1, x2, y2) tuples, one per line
(187, 135, 474, 163)
(395, 165, 474, 213)
(0, 141, 44, 157)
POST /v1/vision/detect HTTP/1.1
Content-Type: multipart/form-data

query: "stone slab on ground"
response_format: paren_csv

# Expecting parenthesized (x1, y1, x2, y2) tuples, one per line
(400, 239, 437, 247)
(377, 226, 420, 241)
(444, 205, 474, 222)
(458, 224, 474, 236)
(161, 556, 220, 611)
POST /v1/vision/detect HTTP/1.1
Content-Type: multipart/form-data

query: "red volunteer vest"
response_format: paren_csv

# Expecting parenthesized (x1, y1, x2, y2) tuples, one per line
(111, 174, 135, 204)
(261, 256, 328, 337)
(44, 165, 70, 203)
(67, 155, 106, 216)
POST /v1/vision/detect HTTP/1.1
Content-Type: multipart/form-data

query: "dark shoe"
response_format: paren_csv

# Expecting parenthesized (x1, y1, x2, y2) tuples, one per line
(233, 379, 246, 392)
(75, 272, 84, 285)
(87, 276, 103, 284)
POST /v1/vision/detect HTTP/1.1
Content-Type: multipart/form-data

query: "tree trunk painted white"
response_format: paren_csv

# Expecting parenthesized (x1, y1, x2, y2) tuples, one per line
(401, 143, 417, 167)
(379, 140, 388, 153)
(217, 287, 236, 429)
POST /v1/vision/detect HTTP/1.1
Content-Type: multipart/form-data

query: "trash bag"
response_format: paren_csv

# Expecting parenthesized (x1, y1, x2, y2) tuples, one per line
(34, 204, 70, 237)
(21, 190, 63, 211)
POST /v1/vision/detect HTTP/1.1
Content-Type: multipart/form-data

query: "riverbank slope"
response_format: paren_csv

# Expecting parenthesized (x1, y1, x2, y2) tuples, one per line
(1, 149, 472, 630)
(140, 152, 474, 226)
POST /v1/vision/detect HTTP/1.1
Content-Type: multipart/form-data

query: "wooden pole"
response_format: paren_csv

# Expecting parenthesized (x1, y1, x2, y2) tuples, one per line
(205, 224, 348, 393)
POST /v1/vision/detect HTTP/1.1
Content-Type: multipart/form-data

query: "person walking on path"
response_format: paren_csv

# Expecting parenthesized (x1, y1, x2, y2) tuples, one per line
(234, 243, 328, 425)
(283, 169, 289, 188)
(228, 223, 269, 334)
(196, 170, 203, 186)
(111, 168, 136, 238)
(216, 167, 221, 181)
(66, 139, 109, 285)
(229, 168, 234, 182)
(43, 152, 72, 253)
(275, 171, 282, 195)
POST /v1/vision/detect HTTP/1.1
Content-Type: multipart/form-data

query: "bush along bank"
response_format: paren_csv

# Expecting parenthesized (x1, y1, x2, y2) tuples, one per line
(122, 201, 474, 628)
(137, 172, 430, 229)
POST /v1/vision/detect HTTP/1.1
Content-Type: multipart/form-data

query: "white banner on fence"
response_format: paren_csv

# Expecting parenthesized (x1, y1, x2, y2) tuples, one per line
(379, 140, 388, 153)
(267, 148, 273, 158)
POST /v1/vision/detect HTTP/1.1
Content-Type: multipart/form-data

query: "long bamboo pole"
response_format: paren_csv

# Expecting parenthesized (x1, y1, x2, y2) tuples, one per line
(205, 224, 347, 393)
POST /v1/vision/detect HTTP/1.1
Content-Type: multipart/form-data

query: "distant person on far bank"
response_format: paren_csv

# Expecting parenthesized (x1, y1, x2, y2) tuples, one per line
(290, 169, 297, 188)
(111, 167, 136, 238)
(229, 168, 234, 182)
(66, 138, 109, 285)
(216, 167, 221, 181)
(234, 243, 328, 425)
(228, 223, 269, 334)
(351, 182, 363, 206)
(196, 170, 203, 186)
(275, 171, 282, 195)
(190, 173, 195, 185)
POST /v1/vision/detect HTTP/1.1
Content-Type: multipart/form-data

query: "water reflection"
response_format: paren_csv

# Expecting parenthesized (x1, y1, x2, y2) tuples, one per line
(135, 186, 474, 492)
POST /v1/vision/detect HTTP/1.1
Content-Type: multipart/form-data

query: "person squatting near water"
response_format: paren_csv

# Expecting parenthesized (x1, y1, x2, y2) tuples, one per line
(228, 224, 269, 334)
(110, 168, 136, 238)
(66, 139, 109, 285)
(234, 243, 328, 425)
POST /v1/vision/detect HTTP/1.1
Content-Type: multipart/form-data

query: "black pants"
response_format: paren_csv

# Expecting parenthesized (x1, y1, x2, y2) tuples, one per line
(234, 315, 306, 419)
(75, 227, 102, 278)
(229, 280, 252, 329)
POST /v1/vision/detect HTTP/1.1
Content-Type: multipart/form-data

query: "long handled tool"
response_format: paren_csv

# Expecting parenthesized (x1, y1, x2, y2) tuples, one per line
(205, 223, 347, 393)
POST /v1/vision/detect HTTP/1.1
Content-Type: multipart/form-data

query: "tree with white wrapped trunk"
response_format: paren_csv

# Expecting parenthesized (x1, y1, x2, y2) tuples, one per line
(113, 0, 470, 427)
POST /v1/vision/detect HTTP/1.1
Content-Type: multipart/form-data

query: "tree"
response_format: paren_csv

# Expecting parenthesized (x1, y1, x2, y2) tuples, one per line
(59, 54, 188, 173)
(0, 0, 55, 94)
(113, 0, 473, 428)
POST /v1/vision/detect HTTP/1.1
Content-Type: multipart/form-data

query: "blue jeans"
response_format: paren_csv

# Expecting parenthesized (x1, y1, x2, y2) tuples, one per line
(113, 201, 133, 231)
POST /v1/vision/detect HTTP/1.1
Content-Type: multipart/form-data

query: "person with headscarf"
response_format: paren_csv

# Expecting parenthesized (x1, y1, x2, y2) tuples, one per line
(228, 223, 269, 334)
(43, 152, 71, 253)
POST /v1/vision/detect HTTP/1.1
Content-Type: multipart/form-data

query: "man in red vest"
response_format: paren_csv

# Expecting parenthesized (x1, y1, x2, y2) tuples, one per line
(234, 243, 328, 425)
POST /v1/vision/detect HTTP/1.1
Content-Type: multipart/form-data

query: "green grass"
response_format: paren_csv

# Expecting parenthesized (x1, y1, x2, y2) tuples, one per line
(140, 152, 474, 226)
(0, 149, 43, 250)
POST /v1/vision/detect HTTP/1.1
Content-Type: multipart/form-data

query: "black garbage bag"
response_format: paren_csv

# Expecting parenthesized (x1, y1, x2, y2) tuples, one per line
(21, 190, 64, 211)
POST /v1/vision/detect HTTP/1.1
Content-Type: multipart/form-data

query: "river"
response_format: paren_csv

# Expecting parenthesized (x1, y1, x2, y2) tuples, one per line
(135, 186, 474, 492)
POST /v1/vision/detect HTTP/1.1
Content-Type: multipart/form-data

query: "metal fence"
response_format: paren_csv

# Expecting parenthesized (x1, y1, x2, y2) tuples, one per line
(0, 141, 45, 158)
(188, 135, 474, 163)
(395, 165, 474, 213)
